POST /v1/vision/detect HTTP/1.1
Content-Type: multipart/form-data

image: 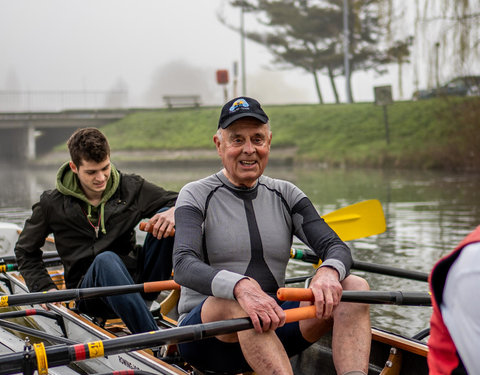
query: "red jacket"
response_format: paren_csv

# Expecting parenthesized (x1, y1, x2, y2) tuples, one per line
(427, 225, 480, 374)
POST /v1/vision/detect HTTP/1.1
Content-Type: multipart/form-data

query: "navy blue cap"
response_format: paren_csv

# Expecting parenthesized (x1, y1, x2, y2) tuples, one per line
(218, 97, 269, 129)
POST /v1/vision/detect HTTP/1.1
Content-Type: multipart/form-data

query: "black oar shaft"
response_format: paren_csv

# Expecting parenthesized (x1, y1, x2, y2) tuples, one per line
(285, 275, 312, 284)
(278, 288, 431, 306)
(341, 291, 431, 306)
(0, 308, 60, 320)
(0, 252, 59, 264)
(3, 284, 144, 307)
(291, 247, 429, 282)
(0, 318, 254, 374)
(0, 257, 62, 272)
(1, 280, 178, 307)
(0, 319, 76, 345)
(352, 260, 428, 282)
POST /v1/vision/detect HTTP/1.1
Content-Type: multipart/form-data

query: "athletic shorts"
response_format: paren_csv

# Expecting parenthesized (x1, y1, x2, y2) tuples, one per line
(177, 300, 313, 374)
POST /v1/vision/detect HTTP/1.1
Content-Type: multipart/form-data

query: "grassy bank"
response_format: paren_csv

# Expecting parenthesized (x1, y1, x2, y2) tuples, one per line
(94, 97, 480, 171)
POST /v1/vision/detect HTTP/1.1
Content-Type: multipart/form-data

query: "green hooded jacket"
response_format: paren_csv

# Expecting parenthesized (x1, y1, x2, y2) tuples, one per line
(55, 161, 121, 236)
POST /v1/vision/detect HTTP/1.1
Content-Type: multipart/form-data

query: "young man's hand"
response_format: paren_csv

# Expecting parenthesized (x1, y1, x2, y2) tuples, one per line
(144, 207, 175, 239)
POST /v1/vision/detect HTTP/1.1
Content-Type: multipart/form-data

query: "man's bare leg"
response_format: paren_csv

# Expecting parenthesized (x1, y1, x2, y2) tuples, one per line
(331, 275, 371, 375)
(202, 297, 293, 375)
(299, 275, 371, 375)
(237, 327, 293, 375)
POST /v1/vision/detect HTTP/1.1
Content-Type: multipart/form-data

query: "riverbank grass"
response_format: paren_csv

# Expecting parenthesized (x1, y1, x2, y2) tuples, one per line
(58, 97, 479, 170)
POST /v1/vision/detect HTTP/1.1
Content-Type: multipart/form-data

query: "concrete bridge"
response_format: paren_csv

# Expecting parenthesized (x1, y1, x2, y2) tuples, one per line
(0, 110, 129, 163)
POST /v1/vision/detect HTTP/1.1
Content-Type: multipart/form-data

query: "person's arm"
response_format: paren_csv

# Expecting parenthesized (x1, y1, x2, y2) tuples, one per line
(292, 197, 353, 278)
(172, 180, 246, 299)
(292, 196, 353, 319)
(137, 178, 178, 239)
(173, 204, 231, 296)
(14, 201, 57, 292)
(137, 179, 178, 214)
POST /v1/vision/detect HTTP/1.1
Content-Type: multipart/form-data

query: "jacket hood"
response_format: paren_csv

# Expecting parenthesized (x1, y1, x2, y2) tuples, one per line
(55, 161, 120, 234)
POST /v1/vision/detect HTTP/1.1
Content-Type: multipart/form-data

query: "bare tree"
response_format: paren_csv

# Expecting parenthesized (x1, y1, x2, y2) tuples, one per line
(221, 0, 402, 104)
(380, 0, 480, 92)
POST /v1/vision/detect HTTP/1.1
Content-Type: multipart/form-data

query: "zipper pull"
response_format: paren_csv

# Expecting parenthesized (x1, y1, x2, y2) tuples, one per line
(94, 226, 99, 238)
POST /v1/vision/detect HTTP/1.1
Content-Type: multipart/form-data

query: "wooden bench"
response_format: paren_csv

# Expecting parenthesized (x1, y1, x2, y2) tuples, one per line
(163, 95, 201, 109)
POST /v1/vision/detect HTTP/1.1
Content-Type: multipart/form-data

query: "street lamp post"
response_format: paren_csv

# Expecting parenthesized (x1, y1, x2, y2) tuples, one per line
(343, 0, 352, 103)
(435, 42, 440, 88)
(240, 5, 247, 96)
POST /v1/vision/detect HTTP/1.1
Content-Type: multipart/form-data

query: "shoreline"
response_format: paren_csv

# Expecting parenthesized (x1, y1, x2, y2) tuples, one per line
(29, 147, 298, 169)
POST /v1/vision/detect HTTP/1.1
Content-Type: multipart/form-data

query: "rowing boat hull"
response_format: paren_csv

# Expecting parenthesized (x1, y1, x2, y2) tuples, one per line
(1, 271, 188, 375)
(291, 327, 428, 375)
(0, 326, 83, 375)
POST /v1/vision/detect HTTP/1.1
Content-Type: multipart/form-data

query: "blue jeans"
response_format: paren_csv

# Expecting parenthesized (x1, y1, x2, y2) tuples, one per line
(77, 251, 159, 333)
(139, 231, 175, 300)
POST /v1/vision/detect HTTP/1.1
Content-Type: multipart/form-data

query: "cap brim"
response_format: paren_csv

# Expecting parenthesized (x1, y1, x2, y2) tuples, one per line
(219, 113, 268, 129)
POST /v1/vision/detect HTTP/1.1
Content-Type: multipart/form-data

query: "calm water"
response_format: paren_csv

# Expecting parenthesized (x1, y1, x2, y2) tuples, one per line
(1, 162, 480, 340)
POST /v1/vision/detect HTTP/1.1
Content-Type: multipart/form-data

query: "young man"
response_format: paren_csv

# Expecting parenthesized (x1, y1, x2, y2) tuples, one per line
(173, 97, 371, 375)
(15, 127, 177, 333)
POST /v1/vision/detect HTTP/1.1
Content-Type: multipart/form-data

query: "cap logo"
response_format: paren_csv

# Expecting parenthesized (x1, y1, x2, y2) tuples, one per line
(229, 98, 249, 113)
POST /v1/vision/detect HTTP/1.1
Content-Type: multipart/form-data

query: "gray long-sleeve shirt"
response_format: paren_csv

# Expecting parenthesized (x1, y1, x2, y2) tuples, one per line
(173, 171, 352, 321)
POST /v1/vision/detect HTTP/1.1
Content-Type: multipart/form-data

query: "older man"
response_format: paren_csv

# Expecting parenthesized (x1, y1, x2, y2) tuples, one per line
(173, 97, 371, 375)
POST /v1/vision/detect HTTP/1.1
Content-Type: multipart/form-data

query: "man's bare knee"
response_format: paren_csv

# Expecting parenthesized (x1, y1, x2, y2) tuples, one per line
(337, 275, 370, 319)
(202, 297, 247, 322)
(341, 274, 369, 291)
(202, 297, 248, 343)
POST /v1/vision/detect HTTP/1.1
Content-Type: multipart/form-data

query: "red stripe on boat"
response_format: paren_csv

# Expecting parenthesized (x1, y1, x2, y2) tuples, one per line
(74, 344, 87, 361)
(25, 309, 37, 316)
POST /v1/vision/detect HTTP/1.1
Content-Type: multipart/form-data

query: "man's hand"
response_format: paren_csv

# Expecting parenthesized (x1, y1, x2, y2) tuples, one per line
(144, 207, 175, 239)
(309, 266, 343, 320)
(234, 278, 285, 333)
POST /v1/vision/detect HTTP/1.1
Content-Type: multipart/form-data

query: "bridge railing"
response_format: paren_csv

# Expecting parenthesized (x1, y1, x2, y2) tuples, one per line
(0, 90, 128, 112)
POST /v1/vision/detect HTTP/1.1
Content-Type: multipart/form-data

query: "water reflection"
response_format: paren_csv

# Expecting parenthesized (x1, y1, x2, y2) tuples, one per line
(1, 163, 480, 338)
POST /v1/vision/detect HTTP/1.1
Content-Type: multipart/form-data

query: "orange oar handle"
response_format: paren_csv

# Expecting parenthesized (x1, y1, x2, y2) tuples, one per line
(277, 287, 314, 301)
(284, 305, 316, 323)
(139, 222, 175, 236)
(143, 280, 180, 293)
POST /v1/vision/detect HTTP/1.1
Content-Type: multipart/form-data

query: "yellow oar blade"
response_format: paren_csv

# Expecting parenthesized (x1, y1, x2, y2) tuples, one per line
(321, 199, 386, 242)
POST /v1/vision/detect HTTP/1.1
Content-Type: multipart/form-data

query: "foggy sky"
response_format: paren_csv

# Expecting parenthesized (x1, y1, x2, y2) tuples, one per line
(1, 0, 419, 110)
